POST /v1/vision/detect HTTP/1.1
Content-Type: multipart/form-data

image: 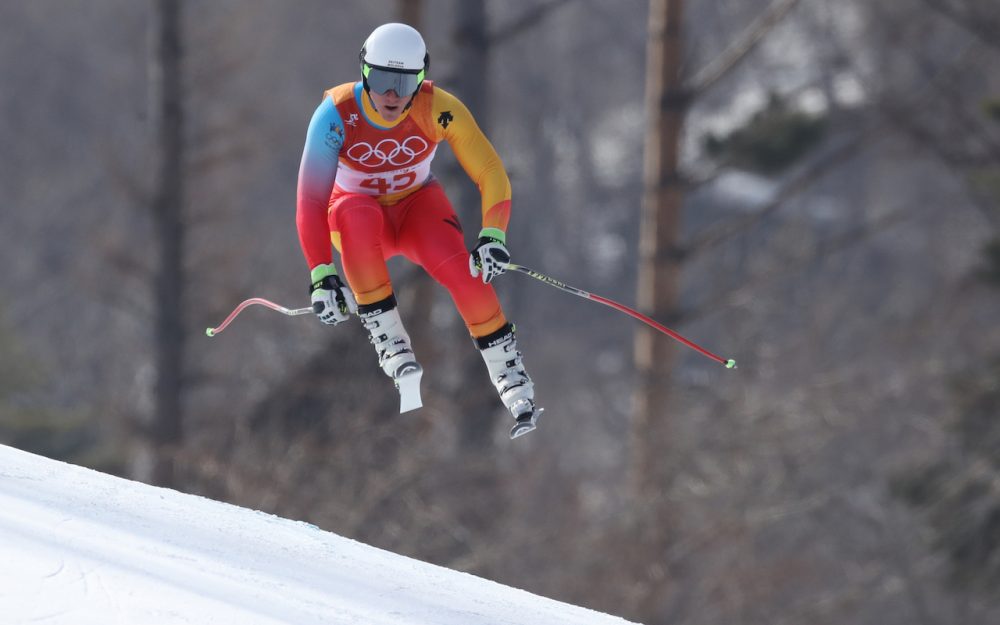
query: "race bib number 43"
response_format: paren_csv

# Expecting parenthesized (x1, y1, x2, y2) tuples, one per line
(337, 138, 437, 196)
(359, 171, 418, 194)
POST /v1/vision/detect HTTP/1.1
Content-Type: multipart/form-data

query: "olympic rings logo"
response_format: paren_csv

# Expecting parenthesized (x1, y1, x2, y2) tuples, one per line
(346, 136, 429, 167)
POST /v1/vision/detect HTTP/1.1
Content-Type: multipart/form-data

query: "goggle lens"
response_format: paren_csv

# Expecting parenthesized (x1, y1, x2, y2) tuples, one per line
(363, 64, 424, 96)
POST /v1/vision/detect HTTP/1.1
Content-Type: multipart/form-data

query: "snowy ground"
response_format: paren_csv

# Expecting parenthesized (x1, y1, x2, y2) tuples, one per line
(0, 445, 638, 625)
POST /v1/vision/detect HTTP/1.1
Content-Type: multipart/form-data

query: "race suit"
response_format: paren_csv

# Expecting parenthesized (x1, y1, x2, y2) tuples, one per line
(296, 80, 511, 337)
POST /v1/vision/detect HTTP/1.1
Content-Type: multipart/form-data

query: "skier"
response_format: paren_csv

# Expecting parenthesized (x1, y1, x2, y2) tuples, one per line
(295, 23, 541, 438)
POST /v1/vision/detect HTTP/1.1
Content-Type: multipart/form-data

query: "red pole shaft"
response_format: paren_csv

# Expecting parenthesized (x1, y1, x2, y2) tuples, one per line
(587, 293, 728, 366)
(507, 264, 735, 368)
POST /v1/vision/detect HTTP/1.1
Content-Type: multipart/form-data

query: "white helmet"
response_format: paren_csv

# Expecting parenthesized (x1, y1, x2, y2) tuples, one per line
(360, 23, 428, 72)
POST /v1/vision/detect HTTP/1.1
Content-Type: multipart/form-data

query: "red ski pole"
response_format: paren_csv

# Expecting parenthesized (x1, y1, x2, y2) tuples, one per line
(506, 263, 736, 369)
(205, 298, 312, 337)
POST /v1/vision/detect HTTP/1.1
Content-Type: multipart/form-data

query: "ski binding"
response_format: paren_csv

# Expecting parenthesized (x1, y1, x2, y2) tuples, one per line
(509, 407, 544, 439)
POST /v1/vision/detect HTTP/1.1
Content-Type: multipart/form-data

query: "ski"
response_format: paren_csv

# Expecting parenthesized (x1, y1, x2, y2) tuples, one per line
(394, 363, 423, 413)
(509, 408, 544, 439)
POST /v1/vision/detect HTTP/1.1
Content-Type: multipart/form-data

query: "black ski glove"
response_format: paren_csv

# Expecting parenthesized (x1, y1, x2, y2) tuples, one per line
(469, 229, 510, 284)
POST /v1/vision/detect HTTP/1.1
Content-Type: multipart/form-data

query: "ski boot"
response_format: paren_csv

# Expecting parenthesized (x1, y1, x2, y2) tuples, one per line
(359, 295, 423, 413)
(477, 323, 542, 439)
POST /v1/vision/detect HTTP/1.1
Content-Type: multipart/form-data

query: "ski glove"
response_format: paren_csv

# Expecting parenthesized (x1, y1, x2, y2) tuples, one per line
(469, 229, 510, 284)
(310, 264, 357, 326)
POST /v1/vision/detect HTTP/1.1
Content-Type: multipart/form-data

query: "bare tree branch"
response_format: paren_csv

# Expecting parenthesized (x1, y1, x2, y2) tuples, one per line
(682, 201, 914, 324)
(687, 0, 804, 96)
(688, 0, 997, 262)
(487, 0, 577, 44)
(687, 130, 870, 258)
(918, 0, 1000, 53)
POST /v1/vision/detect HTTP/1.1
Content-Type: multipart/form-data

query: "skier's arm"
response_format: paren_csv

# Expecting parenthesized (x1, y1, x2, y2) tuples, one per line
(296, 96, 344, 270)
(433, 88, 512, 239)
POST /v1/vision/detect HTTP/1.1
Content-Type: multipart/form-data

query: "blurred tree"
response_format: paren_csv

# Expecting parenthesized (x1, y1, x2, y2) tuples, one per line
(632, 0, 686, 496)
(397, 0, 423, 26)
(629, 3, 688, 618)
(974, 97, 1000, 284)
(919, 0, 1000, 51)
(435, 0, 502, 451)
(986, 99, 1000, 122)
(632, 0, 810, 498)
(135, 0, 187, 488)
(0, 312, 105, 467)
(893, 83, 1000, 606)
(979, 237, 1000, 285)
(627, 0, 892, 622)
(128, 0, 275, 489)
(893, 337, 1000, 603)
(703, 92, 828, 175)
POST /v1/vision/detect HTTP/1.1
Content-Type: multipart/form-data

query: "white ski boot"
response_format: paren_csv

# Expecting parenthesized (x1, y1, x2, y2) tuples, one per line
(477, 323, 541, 439)
(359, 296, 423, 413)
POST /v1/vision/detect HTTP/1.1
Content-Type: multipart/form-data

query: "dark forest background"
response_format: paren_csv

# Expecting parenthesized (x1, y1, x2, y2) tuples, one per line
(2, 1, 999, 623)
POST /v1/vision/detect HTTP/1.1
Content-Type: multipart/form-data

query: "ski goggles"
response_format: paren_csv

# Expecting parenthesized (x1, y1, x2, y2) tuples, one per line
(362, 63, 425, 96)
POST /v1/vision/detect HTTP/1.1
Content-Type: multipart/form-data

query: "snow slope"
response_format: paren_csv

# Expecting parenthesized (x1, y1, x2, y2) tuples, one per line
(0, 445, 638, 625)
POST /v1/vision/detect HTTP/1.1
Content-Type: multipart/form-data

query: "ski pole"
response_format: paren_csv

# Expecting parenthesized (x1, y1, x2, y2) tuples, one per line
(505, 263, 737, 369)
(205, 298, 312, 337)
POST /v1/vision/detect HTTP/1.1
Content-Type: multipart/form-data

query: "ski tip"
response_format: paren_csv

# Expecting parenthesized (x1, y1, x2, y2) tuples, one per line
(725, 359, 737, 369)
(395, 364, 424, 413)
(206, 327, 216, 337)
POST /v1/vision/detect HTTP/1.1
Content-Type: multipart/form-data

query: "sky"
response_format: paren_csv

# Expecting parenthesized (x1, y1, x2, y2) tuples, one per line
(0, 444, 639, 625)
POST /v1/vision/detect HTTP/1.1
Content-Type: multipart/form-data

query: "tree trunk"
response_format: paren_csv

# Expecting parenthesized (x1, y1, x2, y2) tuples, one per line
(444, 0, 499, 451)
(632, 0, 686, 494)
(629, 0, 687, 620)
(139, 0, 186, 487)
(397, 0, 423, 27)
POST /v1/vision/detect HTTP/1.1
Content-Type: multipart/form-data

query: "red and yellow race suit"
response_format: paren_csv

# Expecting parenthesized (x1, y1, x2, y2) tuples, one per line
(295, 81, 511, 337)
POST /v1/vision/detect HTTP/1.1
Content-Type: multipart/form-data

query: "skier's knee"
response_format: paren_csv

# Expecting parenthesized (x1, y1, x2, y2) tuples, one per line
(427, 251, 475, 287)
(337, 200, 383, 235)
